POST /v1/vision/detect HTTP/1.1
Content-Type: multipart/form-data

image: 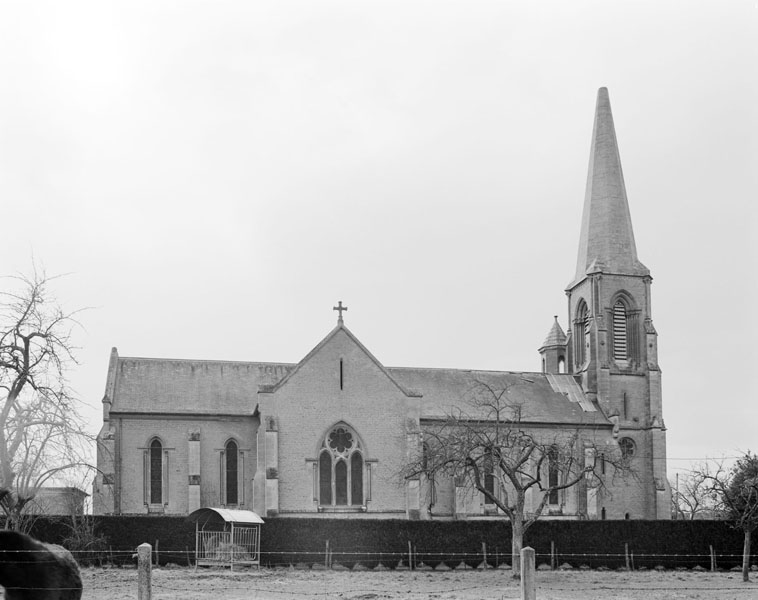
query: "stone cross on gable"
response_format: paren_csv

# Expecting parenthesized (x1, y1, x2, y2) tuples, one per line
(333, 301, 348, 324)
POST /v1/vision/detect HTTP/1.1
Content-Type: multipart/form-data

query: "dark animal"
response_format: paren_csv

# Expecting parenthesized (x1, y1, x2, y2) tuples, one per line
(0, 530, 82, 600)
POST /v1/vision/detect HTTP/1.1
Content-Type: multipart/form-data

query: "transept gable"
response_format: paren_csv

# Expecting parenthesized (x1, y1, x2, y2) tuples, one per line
(258, 322, 421, 399)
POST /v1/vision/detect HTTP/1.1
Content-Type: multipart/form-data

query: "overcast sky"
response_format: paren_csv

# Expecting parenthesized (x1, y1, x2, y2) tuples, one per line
(1, 1, 756, 479)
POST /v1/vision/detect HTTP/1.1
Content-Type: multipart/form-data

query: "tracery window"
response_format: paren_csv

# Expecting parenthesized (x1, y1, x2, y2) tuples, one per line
(318, 424, 365, 508)
(619, 437, 636, 460)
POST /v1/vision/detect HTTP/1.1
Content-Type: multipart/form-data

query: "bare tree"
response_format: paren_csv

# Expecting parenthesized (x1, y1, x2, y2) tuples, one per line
(699, 452, 758, 582)
(670, 469, 721, 520)
(404, 379, 624, 577)
(0, 270, 91, 530)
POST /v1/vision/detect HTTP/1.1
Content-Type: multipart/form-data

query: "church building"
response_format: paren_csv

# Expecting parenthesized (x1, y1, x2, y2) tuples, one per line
(93, 88, 670, 520)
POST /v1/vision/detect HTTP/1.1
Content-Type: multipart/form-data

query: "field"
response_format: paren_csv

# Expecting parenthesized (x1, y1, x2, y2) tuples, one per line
(77, 566, 758, 599)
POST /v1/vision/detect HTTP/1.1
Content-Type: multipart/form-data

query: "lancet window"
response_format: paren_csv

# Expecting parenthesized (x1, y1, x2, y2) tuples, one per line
(143, 437, 167, 507)
(610, 294, 640, 364)
(221, 439, 244, 506)
(574, 301, 590, 369)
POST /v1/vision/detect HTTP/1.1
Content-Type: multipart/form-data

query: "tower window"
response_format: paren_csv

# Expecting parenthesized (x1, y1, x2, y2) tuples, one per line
(574, 301, 590, 368)
(613, 300, 628, 360)
(619, 437, 636, 460)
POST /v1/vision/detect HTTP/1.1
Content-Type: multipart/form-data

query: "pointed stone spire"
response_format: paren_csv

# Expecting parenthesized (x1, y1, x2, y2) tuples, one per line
(571, 88, 648, 287)
(540, 316, 567, 349)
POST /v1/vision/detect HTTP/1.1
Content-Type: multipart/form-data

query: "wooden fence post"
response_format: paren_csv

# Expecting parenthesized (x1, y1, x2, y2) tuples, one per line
(137, 543, 152, 600)
(520, 547, 536, 600)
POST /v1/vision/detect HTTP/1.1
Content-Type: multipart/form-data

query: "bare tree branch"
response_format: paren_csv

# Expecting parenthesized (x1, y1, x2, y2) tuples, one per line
(0, 270, 93, 530)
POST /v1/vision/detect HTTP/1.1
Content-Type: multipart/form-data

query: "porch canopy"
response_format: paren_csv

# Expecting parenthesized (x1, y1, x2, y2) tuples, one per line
(188, 508, 264, 569)
(188, 507, 264, 527)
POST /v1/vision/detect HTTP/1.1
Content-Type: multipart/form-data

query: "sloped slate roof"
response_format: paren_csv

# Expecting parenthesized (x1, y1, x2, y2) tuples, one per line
(109, 357, 295, 414)
(109, 357, 603, 426)
(388, 367, 606, 425)
(540, 317, 567, 348)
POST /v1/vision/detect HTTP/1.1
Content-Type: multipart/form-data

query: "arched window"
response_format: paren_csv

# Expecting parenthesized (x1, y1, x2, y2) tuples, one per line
(318, 424, 365, 509)
(547, 447, 560, 505)
(143, 438, 167, 508)
(611, 294, 640, 364)
(574, 301, 590, 369)
(150, 439, 162, 504)
(225, 440, 239, 505)
(220, 439, 244, 506)
(483, 448, 496, 505)
(613, 300, 628, 360)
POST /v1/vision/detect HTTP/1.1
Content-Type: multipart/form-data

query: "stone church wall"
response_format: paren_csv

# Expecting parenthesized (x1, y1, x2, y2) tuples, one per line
(257, 328, 417, 517)
(112, 416, 257, 515)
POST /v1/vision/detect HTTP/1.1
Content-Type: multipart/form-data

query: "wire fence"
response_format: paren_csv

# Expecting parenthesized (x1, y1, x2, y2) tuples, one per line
(1, 547, 757, 599)
(2, 547, 755, 569)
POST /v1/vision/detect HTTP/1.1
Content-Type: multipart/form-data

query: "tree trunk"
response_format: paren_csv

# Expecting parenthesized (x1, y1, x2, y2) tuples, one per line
(743, 528, 751, 583)
(511, 518, 524, 578)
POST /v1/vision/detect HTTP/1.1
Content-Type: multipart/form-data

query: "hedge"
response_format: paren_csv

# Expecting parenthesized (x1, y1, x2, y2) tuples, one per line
(24, 516, 750, 570)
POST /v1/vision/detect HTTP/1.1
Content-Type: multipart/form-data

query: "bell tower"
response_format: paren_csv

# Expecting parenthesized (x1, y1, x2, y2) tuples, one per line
(565, 88, 669, 519)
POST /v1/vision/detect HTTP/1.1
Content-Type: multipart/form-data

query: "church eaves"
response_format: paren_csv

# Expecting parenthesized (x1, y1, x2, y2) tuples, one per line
(570, 87, 649, 289)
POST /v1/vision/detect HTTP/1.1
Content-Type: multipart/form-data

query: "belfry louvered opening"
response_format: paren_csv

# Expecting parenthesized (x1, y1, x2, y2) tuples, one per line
(611, 296, 640, 364)
(613, 300, 628, 360)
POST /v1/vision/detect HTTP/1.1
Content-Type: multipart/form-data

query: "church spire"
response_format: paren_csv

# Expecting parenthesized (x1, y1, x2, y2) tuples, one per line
(571, 88, 648, 288)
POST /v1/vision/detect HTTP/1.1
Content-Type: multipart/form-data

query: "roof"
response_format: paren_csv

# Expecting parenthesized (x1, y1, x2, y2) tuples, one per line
(540, 316, 567, 349)
(104, 329, 606, 428)
(571, 87, 649, 289)
(107, 357, 295, 415)
(188, 507, 264, 526)
(262, 322, 421, 398)
(388, 367, 606, 425)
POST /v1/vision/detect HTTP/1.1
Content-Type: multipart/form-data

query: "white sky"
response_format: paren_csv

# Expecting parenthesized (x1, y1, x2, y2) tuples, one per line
(1, 1, 756, 480)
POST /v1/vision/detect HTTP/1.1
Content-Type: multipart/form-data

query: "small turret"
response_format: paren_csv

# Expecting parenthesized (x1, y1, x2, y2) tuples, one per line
(539, 316, 567, 373)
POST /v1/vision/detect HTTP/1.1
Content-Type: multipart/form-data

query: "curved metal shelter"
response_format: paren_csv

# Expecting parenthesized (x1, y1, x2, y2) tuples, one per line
(188, 507, 264, 570)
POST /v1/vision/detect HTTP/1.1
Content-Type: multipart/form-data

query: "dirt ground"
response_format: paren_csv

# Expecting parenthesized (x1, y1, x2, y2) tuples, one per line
(75, 566, 758, 600)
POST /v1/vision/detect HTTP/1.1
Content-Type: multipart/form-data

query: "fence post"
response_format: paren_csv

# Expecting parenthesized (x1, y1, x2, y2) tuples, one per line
(710, 545, 716, 572)
(550, 541, 556, 570)
(137, 543, 152, 600)
(520, 547, 536, 600)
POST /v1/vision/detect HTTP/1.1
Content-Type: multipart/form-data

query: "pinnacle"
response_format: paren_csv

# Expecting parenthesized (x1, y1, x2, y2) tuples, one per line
(541, 316, 566, 348)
